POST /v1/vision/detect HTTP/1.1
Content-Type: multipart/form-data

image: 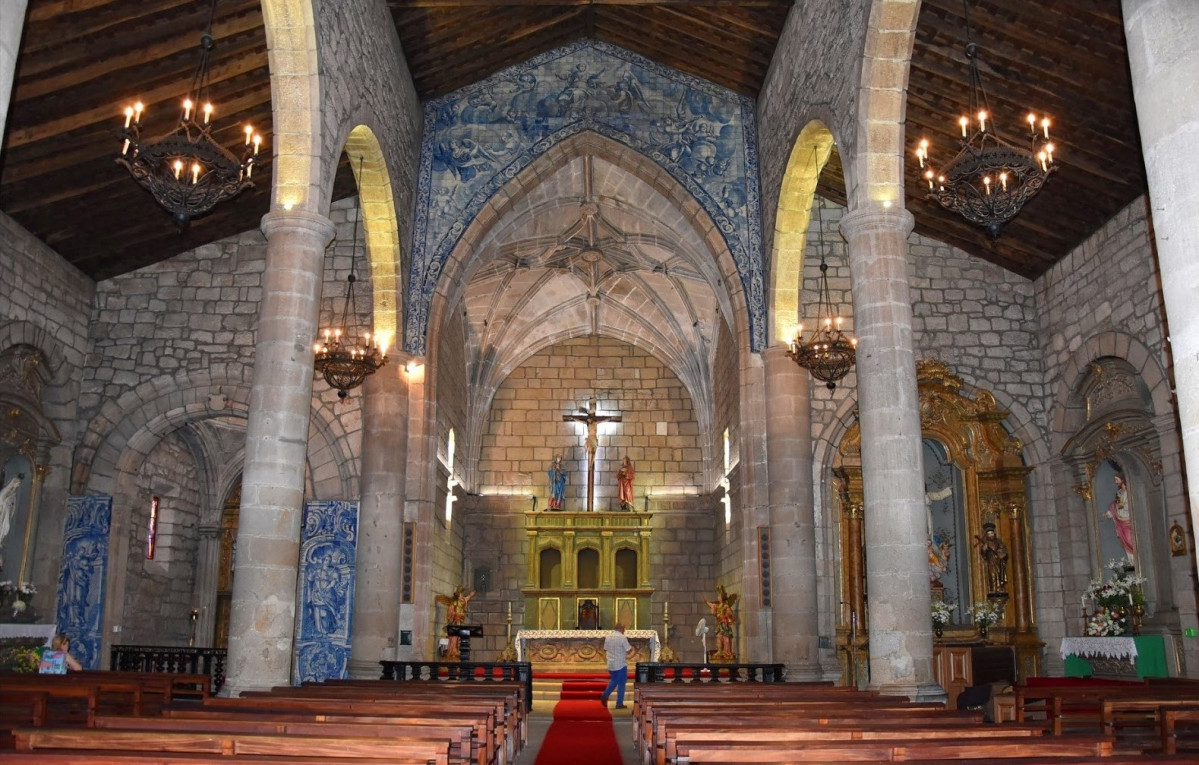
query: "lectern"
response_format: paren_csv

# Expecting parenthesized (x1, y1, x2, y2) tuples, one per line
(446, 624, 483, 661)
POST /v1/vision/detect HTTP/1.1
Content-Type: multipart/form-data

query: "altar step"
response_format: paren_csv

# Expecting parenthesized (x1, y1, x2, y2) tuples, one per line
(531, 674, 634, 713)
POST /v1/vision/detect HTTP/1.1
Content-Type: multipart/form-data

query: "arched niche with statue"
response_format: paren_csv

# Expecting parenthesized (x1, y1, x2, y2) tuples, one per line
(833, 359, 1039, 685)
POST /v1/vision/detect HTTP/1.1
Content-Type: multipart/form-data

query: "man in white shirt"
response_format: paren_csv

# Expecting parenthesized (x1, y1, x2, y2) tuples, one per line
(601, 622, 635, 709)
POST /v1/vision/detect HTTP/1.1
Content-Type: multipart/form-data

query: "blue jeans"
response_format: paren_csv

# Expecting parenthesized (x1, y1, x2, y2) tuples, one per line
(602, 665, 628, 706)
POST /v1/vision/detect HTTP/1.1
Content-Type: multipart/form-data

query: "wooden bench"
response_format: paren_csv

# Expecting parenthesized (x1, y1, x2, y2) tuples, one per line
(93, 713, 483, 765)
(13, 726, 452, 765)
(672, 734, 1114, 763)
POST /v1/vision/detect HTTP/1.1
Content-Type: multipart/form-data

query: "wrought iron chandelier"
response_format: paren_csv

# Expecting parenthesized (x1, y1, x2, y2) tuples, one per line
(787, 190, 856, 390)
(313, 159, 387, 400)
(914, 0, 1057, 239)
(116, 0, 262, 229)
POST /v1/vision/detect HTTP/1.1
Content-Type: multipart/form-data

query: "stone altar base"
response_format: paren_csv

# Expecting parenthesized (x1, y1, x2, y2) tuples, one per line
(516, 629, 659, 670)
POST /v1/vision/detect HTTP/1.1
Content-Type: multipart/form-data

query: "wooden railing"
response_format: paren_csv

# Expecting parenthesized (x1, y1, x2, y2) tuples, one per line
(378, 660, 533, 709)
(635, 661, 787, 683)
(109, 645, 226, 694)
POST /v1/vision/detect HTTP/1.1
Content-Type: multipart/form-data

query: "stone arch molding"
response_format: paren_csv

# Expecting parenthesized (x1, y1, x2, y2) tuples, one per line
(74, 370, 355, 500)
(850, 0, 921, 209)
(261, 0, 323, 213)
(405, 40, 764, 354)
(769, 120, 836, 346)
(342, 125, 403, 354)
(1052, 331, 1173, 439)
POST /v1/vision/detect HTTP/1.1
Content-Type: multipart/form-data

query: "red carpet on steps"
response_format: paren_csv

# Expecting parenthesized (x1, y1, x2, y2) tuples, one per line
(558, 680, 606, 700)
(534, 699, 622, 765)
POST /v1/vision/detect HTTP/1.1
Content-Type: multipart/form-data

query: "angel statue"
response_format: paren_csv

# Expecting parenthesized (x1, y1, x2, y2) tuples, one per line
(703, 585, 738, 662)
(436, 585, 475, 661)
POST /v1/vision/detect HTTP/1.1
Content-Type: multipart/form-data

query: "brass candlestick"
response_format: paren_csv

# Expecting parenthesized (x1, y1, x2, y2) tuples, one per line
(497, 602, 518, 662)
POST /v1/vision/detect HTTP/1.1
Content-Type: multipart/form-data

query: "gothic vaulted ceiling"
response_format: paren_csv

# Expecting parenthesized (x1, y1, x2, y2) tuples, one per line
(2, 0, 1144, 282)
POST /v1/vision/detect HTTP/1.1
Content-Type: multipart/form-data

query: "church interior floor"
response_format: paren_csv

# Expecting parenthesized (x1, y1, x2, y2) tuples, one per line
(519, 712, 639, 765)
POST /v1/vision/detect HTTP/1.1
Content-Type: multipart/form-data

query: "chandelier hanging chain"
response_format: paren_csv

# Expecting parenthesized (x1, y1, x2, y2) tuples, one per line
(313, 156, 387, 400)
(786, 171, 857, 391)
(914, 0, 1057, 239)
(116, 0, 261, 229)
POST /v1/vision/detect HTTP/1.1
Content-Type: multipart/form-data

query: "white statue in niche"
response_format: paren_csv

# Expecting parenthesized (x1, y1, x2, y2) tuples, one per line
(0, 474, 25, 570)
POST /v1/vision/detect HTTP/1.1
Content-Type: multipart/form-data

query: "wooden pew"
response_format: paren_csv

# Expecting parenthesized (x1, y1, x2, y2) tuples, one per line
(1017, 681, 1199, 736)
(93, 714, 483, 765)
(0, 755, 409, 765)
(195, 694, 509, 765)
(672, 734, 1115, 763)
(13, 727, 452, 765)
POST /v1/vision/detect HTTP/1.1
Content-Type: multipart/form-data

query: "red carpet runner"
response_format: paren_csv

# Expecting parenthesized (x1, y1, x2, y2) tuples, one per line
(533, 677, 623, 765)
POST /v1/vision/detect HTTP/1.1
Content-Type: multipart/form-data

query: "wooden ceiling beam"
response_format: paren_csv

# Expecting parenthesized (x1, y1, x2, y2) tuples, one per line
(391, 0, 790, 7)
(16, 12, 264, 100)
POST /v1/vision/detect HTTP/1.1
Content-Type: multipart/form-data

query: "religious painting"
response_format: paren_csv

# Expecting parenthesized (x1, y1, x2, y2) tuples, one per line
(294, 500, 358, 684)
(576, 597, 600, 630)
(1093, 459, 1139, 569)
(616, 597, 637, 630)
(1170, 522, 1187, 557)
(54, 494, 112, 670)
(538, 597, 560, 630)
(923, 439, 967, 624)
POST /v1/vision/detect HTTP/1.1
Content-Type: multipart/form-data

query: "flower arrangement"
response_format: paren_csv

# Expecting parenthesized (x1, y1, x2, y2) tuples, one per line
(1083, 560, 1146, 636)
(969, 600, 1002, 629)
(0, 581, 38, 622)
(931, 600, 955, 627)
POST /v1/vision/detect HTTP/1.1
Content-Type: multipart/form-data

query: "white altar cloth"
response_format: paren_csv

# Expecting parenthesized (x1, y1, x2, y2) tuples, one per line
(0, 623, 56, 644)
(1060, 636, 1137, 661)
(516, 629, 660, 663)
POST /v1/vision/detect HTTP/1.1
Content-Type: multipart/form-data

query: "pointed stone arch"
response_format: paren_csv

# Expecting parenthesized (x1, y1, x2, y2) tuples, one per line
(343, 126, 403, 354)
(260, 0, 323, 213)
(768, 121, 836, 345)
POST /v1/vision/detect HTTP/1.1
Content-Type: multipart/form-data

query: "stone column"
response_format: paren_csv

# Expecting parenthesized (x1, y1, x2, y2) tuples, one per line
(350, 363, 409, 677)
(761, 344, 820, 679)
(0, 1, 27, 144)
(1123, 0, 1199, 589)
(840, 206, 942, 701)
(224, 210, 334, 695)
(192, 523, 223, 647)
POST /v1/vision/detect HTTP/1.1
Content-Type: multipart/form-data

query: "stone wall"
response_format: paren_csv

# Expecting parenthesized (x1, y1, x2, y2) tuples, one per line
(476, 336, 704, 508)
(0, 210, 93, 606)
(119, 431, 204, 645)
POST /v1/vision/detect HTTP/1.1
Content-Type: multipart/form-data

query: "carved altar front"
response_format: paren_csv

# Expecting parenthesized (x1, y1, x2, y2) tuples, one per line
(516, 629, 659, 668)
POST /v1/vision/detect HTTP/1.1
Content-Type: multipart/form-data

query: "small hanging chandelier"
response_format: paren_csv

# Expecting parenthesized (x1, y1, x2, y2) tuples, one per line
(914, 0, 1057, 239)
(116, 0, 262, 229)
(313, 159, 387, 400)
(787, 189, 856, 390)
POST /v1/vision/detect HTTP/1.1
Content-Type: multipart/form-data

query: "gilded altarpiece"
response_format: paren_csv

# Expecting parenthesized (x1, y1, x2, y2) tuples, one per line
(521, 512, 653, 664)
(834, 361, 1040, 686)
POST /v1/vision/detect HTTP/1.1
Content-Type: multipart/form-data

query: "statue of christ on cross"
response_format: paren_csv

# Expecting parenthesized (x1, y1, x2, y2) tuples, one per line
(563, 396, 622, 512)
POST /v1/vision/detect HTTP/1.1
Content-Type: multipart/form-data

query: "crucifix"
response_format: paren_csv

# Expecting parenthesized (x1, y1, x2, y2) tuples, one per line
(563, 396, 622, 512)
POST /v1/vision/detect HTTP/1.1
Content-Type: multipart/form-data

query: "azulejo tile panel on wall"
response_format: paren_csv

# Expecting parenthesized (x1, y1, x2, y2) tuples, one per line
(55, 495, 112, 670)
(294, 500, 358, 684)
(407, 40, 764, 355)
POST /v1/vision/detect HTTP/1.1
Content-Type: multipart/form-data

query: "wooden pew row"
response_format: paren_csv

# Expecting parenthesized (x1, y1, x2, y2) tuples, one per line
(12, 727, 452, 765)
(1162, 708, 1199, 754)
(1017, 682, 1199, 736)
(672, 734, 1115, 763)
(93, 714, 482, 765)
(250, 681, 526, 750)
(0, 755, 409, 765)
(661, 723, 1046, 765)
(198, 692, 512, 765)
(640, 700, 959, 763)
(1099, 697, 1199, 754)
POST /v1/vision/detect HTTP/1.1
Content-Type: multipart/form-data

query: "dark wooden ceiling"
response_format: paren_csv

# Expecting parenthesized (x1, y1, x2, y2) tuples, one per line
(1, 0, 1144, 283)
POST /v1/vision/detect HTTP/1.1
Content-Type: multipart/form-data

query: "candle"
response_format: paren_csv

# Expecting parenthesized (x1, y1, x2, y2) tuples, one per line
(664, 602, 669, 620)
(507, 602, 512, 618)
(1081, 595, 1087, 612)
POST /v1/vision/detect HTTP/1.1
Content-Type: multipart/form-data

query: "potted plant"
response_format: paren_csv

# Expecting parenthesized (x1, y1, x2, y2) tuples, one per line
(1083, 559, 1147, 636)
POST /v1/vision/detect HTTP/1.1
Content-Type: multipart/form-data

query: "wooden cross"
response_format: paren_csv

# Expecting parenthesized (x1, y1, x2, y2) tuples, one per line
(563, 396, 622, 512)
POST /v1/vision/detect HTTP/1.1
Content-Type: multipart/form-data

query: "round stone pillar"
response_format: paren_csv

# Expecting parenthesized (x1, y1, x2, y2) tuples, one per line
(1123, 0, 1199, 583)
(762, 344, 820, 679)
(225, 210, 335, 695)
(840, 206, 942, 701)
(350, 362, 410, 678)
(0, 2, 27, 144)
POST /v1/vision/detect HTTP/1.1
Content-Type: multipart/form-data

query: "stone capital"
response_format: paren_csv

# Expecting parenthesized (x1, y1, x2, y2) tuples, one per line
(839, 206, 915, 242)
(260, 209, 336, 248)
